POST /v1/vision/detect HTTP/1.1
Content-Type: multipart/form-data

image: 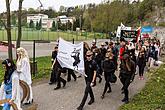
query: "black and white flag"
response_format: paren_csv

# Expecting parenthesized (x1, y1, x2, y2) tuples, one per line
(57, 38, 84, 74)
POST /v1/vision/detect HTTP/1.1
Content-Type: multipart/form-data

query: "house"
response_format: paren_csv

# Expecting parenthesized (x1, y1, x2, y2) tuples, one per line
(27, 14, 57, 30)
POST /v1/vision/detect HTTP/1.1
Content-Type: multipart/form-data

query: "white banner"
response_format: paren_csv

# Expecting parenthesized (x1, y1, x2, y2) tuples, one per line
(116, 23, 131, 38)
(57, 38, 84, 74)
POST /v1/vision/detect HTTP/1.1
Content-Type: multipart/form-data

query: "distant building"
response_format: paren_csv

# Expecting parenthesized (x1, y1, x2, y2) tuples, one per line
(57, 15, 75, 24)
(27, 14, 57, 30)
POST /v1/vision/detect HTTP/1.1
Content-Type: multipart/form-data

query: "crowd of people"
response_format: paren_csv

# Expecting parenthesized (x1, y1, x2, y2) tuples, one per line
(0, 37, 161, 110)
(49, 37, 161, 110)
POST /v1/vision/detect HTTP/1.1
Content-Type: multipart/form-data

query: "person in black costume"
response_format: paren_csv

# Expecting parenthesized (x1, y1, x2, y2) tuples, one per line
(52, 58, 66, 90)
(77, 51, 97, 110)
(137, 47, 146, 80)
(93, 48, 103, 86)
(101, 52, 115, 99)
(100, 42, 107, 58)
(108, 42, 118, 70)
(49, 46, 58, 85)
(67, 68, 77, 82)
(119, 54, 136, 104)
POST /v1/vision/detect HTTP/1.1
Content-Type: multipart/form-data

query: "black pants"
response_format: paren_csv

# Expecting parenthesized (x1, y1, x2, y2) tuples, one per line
(67, 69, 76, 81)
(50, 69, 57, 83)
(80, 81, 94, 107)
(120, 73, 131, 100)
(102, 72, 111, 95)
(56, 70, 66, 88)
(138, 65, 145, 77)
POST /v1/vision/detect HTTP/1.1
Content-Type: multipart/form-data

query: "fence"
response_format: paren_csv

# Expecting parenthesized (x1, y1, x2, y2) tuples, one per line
(0, 28, 108, 41)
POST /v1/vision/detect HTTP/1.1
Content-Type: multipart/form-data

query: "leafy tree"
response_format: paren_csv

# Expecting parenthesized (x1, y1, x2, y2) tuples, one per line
(38, 19, 42, 30)
(29, 20, 34, 28)
(51, 21, 57, 31)
(36, 21, 39, 30)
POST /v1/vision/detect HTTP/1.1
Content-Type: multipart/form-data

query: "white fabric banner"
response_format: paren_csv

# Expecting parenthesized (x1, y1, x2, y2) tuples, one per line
(57, 38, 84, 74)
(116, 23, 131, 38)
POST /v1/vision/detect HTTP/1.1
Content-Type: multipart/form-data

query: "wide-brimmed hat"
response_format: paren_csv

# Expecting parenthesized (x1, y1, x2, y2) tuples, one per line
(86, 50, 93, 56)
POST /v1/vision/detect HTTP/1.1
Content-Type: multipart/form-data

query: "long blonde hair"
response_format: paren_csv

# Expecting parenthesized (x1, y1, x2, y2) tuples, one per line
(16, 47, 29, 62)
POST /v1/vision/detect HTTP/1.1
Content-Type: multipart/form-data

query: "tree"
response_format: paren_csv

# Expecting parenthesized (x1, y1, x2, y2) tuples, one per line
(6, 0, 13, 60)
(51, 21, 57, 31)
(29, 20, 34, 28)
(38, 19, 42, 30)
(16, 0, 24, 49)
(11, 15, 17, 26)
(59, 6, 65, 12)
(36, 21, 39, 30)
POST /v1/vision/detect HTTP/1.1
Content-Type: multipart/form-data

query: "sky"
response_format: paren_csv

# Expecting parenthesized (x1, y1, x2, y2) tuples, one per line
(0, 0, 103, 13)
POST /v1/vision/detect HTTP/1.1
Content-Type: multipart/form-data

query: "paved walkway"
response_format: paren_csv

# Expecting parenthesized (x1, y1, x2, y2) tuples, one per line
(32, 69, 148, 110)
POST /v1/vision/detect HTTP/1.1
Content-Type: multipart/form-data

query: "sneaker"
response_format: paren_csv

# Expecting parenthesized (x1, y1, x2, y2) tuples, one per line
(141, 77, 144, 80)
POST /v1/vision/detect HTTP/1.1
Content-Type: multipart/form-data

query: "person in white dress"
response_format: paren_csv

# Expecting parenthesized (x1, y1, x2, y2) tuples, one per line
(16, 47, 33, 104)
(0, 59, 22, 110)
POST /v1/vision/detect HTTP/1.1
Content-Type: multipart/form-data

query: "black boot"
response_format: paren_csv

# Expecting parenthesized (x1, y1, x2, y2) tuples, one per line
(77, 106, 83, 110)
(107, 89, 112, 93)
(63, 80, 66, 87)
(88, 99, 94, 105)
(54, 86, 61, 90)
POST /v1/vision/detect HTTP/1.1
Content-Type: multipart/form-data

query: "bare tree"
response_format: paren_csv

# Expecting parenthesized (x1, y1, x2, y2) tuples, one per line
(6, 0, 13, 60)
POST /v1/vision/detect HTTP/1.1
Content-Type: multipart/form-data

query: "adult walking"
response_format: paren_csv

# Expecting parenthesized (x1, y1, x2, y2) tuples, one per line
(101, 52, 115, 99)
(137, 47, 146, 80)
(119, 54, 136, 104)
(77, 51, 97, 110)
(49, 45, 58, 85)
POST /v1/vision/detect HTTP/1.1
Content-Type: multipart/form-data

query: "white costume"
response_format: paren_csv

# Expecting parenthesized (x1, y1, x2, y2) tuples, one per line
(16, 47, 33, 103)
(0, 71, 22, 110)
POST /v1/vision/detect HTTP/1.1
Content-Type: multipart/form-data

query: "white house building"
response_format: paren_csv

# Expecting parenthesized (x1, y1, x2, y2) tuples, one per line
(57, 15, 75, 24)
(27, 14, 57, 30)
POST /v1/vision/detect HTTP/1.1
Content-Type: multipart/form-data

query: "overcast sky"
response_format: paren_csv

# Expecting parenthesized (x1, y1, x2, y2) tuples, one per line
(0, 0, 103, 13)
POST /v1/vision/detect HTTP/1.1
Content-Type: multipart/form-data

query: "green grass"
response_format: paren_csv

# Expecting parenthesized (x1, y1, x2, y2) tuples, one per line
(0, 56, 52, 83)
(120, 64, 165, 110)
(0, 29, 107, 41)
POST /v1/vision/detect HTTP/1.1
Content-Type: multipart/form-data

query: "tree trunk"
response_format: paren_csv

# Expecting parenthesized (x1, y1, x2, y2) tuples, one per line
(6, 0, 13, 60)
(16, 0, 23, 49)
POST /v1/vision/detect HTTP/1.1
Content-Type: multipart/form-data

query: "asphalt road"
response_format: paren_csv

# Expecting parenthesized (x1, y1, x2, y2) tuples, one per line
(32, 69, 147, 110)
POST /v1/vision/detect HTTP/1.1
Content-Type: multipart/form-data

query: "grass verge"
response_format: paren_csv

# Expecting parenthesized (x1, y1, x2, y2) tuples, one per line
(0, 56, 52, 84)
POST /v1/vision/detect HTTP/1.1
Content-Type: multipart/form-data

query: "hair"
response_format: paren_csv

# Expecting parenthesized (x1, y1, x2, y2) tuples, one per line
(94, 48, 100, 53)
(17, 47, 29, 61)
(84, 42, 90, 51)
(109, 42, 114, 46)
(2, 59, 16, 84)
